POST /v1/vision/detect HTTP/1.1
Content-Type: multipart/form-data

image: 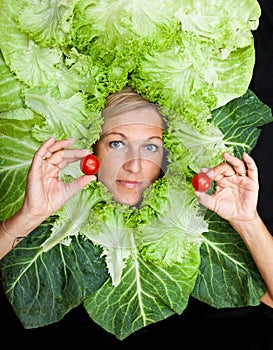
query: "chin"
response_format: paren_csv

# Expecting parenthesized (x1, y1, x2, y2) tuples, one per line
(115, 194, 142, 207)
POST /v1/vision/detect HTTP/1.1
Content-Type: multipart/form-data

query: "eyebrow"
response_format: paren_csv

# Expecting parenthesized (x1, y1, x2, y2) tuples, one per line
(101, 131, 162, 141)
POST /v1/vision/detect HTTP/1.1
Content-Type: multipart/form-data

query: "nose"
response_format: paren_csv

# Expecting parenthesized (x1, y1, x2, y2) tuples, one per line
(123, 150, 142, 173)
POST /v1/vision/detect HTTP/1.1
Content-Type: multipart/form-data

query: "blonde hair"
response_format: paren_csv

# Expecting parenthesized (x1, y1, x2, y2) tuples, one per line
(101, 86, 160, 119)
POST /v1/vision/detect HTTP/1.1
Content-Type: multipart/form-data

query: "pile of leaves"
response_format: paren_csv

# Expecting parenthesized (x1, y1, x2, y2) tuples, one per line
(0, 0, 272, 340)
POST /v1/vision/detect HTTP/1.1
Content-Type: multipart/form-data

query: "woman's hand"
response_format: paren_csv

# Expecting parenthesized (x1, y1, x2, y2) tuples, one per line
(194, 152, 259, 224)
(21, 136, 96, 221)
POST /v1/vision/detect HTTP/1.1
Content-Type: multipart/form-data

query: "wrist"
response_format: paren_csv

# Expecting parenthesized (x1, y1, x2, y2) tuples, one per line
(17, 205, 48, 226)
(1, 220, 24, 247)
(2, 208, 46, 242)
(230, 212, 263, 237)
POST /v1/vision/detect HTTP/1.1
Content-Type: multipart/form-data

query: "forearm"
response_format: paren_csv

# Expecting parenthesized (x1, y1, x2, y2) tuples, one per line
(0, 208, 46, 260)
(230, 213, 273, 306)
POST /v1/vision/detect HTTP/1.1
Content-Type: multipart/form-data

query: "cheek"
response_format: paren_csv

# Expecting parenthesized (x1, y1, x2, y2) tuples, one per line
(144, 160, 162, 181)
(97, 152, 123, 180)
(150, 152, 164, 174)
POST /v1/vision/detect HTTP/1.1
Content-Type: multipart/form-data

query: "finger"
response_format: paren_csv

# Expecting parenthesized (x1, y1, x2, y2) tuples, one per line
(37, 137, 75, 161)
(242, 152, 258, 181)
(222, 152, 246, 176)
(207, 162, 235, 181)
(194, 190, 213, 210)
(46, 138, 75, 154)
(34, 136, 55, 156)
(62, 175, 97, 202)
(30, 136, 56, 169)
(49, 148, 90, 168)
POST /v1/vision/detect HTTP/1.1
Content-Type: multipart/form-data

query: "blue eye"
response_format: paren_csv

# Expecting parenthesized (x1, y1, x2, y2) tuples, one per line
(144, 144, 159, 152)
(109, 140, 124, 149)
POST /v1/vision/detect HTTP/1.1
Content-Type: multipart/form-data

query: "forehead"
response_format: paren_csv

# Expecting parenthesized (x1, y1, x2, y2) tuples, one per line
(101, 108, 164, 133)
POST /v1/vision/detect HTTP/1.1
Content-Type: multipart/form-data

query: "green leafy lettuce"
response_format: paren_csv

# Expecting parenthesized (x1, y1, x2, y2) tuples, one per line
(0, 0, 272, 341)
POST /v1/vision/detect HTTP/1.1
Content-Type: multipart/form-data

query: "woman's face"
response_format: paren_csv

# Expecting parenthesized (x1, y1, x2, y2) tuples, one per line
(95, 108, 164, 206)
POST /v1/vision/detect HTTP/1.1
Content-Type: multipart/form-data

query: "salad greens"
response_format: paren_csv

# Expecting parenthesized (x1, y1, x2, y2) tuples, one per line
(0, 0, 272, 340)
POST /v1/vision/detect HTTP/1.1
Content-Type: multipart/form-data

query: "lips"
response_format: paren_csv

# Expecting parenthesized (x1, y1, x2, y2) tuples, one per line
(116, 180, 141, 189)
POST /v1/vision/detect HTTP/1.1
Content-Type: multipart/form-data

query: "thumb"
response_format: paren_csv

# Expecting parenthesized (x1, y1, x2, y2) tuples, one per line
(195, 190, 213, 210)
(62, 175, 97, 202)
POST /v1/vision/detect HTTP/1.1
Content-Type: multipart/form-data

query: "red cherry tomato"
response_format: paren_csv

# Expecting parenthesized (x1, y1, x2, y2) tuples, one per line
(80, 154, 100, 175)
(192, 173, 212, 192)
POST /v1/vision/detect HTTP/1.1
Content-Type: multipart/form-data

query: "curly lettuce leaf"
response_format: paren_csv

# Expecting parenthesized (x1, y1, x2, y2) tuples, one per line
(83, 204, 135, 287)
(136, 181, 207, 267)
(24, 89, 92, 141)
(0, 119, 41, 220)
(17, 0, 78, 47)
(163, 89, 273, 174)
(0, 51, 24, 112)
(41, 184, 107, 252)
(72, 0, 180, 51)
(175, 0, 260, 56)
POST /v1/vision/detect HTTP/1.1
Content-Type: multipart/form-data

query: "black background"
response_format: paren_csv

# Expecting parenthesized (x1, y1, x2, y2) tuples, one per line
(1, 1, 273, 348)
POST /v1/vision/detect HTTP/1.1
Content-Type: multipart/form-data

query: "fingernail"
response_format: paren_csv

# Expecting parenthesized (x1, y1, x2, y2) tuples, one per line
(77, 149, 90, 156)
(201, 168, 210, 173)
